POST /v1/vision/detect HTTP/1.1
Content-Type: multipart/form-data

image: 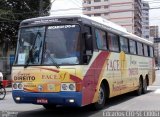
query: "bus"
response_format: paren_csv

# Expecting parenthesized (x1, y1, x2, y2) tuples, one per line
(12, 15, 155, 110)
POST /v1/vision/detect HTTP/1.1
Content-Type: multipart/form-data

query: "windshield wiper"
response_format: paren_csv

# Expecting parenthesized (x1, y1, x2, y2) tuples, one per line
(24, 49, 34, 68)
(44, 51, 60, 68)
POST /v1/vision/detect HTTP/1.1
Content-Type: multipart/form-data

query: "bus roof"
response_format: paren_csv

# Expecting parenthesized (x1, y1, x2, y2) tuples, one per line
(22, 14, 153, 45)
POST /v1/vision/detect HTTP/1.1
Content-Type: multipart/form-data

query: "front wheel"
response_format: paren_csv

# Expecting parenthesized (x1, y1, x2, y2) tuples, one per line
(93, 84, 106, 110)
(43, 104, 57, 110)
(0, 87, 6, 100)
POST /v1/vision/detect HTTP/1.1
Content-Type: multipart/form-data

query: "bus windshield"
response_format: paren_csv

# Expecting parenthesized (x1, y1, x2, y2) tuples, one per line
(15, 25, 80, 65)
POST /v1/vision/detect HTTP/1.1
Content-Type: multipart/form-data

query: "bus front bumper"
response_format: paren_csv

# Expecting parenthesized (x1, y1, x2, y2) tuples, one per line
(12, 90, 82, 107)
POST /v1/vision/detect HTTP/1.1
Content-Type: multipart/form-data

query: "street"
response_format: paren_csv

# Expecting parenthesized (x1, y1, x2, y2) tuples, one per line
(1, 70, 160, 117)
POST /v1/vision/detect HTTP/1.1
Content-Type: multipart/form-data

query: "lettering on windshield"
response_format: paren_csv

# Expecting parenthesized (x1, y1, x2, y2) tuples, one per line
(48, 25, 76, 30)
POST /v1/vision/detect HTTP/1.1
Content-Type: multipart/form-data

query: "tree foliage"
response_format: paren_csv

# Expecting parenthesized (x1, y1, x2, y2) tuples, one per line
(0, 0, 51, 48)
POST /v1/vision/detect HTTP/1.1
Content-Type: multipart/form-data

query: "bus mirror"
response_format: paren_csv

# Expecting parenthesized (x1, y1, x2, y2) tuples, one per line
(84, 33, 92, 50)
(84, 33, 92, 40)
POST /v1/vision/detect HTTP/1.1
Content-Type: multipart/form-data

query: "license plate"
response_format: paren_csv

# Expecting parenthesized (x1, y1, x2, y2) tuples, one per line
(37, 98, 48, 104)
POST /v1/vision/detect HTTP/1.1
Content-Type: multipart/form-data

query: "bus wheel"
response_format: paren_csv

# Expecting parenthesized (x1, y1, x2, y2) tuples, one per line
(136, 79, 143, 96)
(142, 79, 147, 94)
(43, 104, 57, 110)
(93, 84, 106, 110)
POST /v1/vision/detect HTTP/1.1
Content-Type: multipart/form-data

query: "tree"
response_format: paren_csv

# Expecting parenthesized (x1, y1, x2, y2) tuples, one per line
(0, 0, 51, 51)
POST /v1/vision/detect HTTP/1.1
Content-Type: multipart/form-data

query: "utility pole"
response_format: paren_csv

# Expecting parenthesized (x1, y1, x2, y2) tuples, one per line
(39, 0, 43, 16)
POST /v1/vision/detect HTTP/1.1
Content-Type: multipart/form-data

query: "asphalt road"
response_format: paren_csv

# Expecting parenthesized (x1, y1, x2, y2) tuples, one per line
(1, 70, 160, 117)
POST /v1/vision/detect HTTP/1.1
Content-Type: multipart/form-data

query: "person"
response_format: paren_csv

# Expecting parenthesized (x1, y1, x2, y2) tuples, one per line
(0, 71, 3, 88)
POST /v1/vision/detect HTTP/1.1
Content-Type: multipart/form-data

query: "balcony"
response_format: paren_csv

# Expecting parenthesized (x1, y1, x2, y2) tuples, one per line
(135, 3, 142, 14)
(83, 2, 109, 8)
(83, 8, 109, 14)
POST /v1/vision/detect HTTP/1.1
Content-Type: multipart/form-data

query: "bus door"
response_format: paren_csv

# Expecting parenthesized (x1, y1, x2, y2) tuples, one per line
(128, 40, 139, 91)
(120, 54, 133, 94)
(111, 53, 122, 96)
(129, 55, 139, 90)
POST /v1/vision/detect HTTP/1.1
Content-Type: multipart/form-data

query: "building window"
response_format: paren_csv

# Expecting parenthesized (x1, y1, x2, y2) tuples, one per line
(94, 13, 101, 16)
(94, 0, 101, 2)
(94, 6, 101, 9)
(104, 5, 108, 9)
(86, 0, 91, 4)
(86, 7, 91, 11)
(95, 29, 107, 50)
(129, 40, 137, 54)
(108, 33, 119, 52)
(120, 37, 129, 53)
(104, 13, 109, 16)
(137, 42, 143, 56)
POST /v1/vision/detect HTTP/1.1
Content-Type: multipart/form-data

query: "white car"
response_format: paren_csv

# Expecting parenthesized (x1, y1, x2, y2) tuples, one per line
(0, 72, 3, 82)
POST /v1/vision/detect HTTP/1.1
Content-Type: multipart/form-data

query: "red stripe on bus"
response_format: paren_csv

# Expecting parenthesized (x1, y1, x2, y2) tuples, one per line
(82, 51, 109, 106)
(70, 75, 82, 83)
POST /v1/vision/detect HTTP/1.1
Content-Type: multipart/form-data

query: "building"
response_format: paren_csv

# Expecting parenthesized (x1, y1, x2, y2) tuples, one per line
(154, 38, 160, 66)
(150, 26, 159, 38)
(142, 1, 150, 40)
(83, 0, 143, 37)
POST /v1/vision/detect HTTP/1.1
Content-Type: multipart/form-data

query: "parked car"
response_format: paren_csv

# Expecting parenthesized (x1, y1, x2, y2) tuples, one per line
(0, 71, 3, 82)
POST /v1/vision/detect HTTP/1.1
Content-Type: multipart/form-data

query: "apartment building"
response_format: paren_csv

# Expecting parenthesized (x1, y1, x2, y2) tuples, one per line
(83, 0, 143, 37)
(142, 1, 150, 40)
(150, 26, 159, 38)
(154, 38, 160, 66)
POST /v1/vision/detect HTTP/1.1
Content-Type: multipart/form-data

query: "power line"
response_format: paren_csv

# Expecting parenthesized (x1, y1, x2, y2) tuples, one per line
(0, 3, 160, 16)
(71, 0, 82, 8)
(42, 0, 56, 15)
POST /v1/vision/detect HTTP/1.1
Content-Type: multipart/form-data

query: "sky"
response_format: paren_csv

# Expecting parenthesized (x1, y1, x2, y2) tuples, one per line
(50, 0, 82, 15)
(144, 0, 160, 26)
(51, 0, 160, 27)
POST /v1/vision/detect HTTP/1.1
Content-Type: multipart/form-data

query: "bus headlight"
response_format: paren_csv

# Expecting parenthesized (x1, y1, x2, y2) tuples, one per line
(61, 84, 68, 91)
(69, 84, 75, 91)
(61, 83, 76, 91)
(18, 83, 23, 89)
(12, 83, 18, 89)
(12, 83, 23, 90)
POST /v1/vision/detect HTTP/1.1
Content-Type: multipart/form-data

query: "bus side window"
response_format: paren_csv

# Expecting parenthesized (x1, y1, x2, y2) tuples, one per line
(120, 36, 129, 53)
(143, 44, 149, 57)
(137, 42, 143, 56)
(108, 32, 119, 52)
(83, 26, 92, 64)
(129, 40, 137, 54)
(84, 26, 92, 51)
(95, 29, 107, 50)
(149, 46, 154, 57)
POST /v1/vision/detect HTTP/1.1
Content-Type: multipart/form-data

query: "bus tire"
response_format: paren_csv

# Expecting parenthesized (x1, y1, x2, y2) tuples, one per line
(142, 79, 147, 94)
(43, 104, 57, 110)
(136, 78, 143, 96)
(93, 83, 106, 110)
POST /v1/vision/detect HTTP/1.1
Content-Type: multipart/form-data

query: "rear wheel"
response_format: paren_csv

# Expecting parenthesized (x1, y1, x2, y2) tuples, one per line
(136, 79, 143, 96)
(93, 84, 106, 110)
(142, 79, 147, 94)
(43, 104, 57, 110)
(0, 87, 6, 100)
